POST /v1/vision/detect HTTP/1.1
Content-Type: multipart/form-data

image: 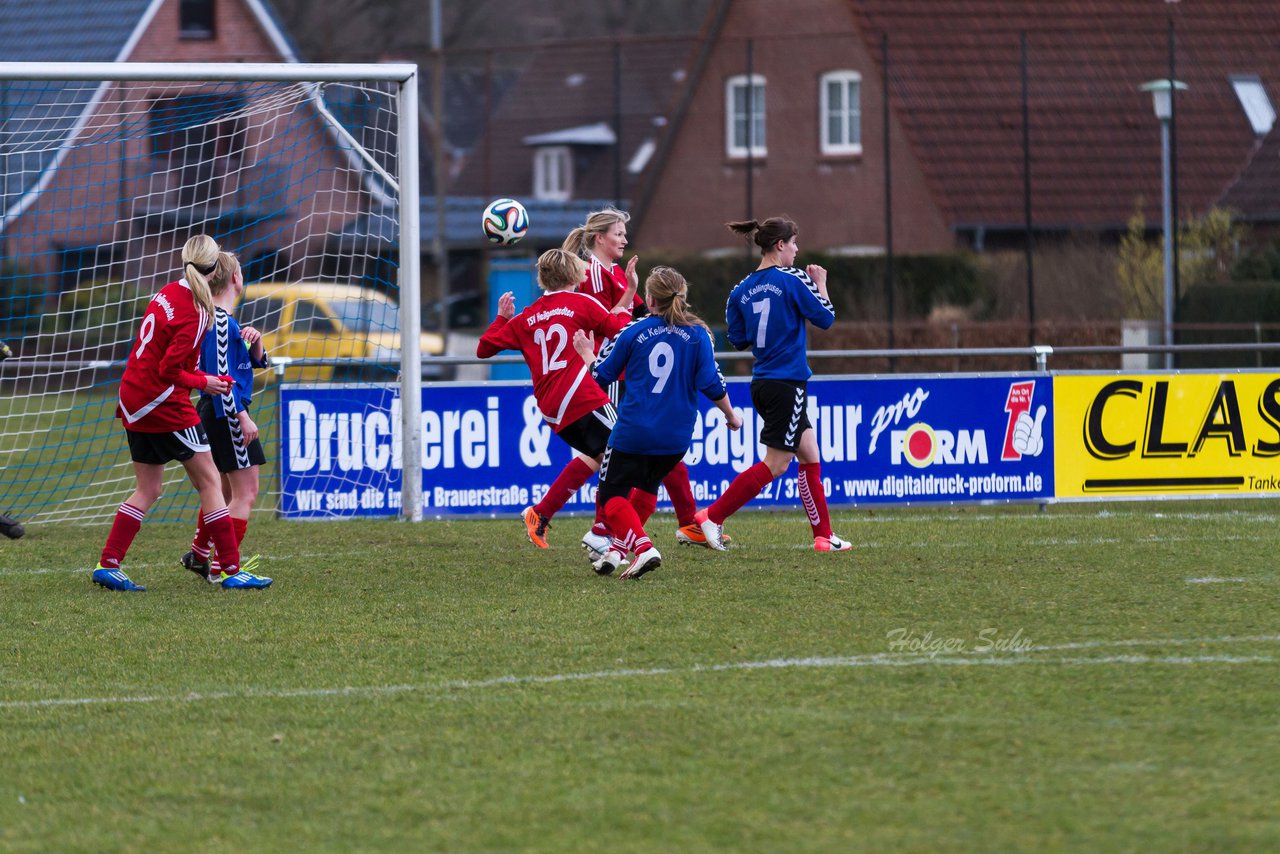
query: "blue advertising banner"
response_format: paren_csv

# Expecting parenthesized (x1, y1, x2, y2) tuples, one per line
(280, 375, 1055, 518)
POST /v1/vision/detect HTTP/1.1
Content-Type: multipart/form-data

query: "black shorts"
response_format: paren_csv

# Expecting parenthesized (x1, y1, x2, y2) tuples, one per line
(598, 448, 685, 506)
(126, 425, 209, 465)
(751, 378, 810, 453)
(555, 404, 616, 459)
(197, 397, 266, 473)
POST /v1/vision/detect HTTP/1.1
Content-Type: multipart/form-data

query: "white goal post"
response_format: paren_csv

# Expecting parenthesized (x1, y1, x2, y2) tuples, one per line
(0, 62, 425, 524)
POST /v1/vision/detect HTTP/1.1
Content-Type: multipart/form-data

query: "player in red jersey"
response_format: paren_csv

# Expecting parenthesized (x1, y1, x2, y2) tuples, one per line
(92, 235, 270, 592)
(541, 207, 724, 557)
(477, 248, 635, 550)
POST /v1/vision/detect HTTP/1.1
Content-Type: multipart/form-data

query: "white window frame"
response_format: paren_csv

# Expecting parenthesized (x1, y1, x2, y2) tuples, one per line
(725, 74, 766, 158)
(532, 145, 572, 201)
(820, 70, 862, 156)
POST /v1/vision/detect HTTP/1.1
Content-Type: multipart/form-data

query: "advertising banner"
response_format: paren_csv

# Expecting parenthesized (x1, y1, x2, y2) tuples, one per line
(280, 374, 1055, 518)
(1054, 373, 1280, 498)
(821, 375, 1054, 506)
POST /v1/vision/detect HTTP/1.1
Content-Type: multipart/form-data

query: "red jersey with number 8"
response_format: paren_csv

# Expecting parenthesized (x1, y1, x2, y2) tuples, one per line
(477, 290, 630, 432)
(117, 279, 212, 432)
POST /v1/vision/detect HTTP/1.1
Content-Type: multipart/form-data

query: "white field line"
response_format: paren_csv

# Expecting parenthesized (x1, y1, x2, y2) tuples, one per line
(3, 635, 1278, 711)
(1186, 577, 1250, 584)
(0, 553, 327, 577)
(2, 523, 1275, 576)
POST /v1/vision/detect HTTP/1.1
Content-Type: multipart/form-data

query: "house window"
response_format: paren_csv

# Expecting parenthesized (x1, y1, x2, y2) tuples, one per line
(726, 74, 766, 158)
(820, 71, 862, 155)
(180, 0, 215, 39)
(533, 146, 572, 201)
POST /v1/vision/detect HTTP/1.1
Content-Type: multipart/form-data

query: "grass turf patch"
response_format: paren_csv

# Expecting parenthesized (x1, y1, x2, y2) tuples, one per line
(2, 503, 1278, 850)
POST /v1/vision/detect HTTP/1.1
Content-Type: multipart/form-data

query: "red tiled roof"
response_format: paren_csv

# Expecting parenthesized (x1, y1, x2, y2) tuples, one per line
(848, 0, 1280, 230)
(1220, 134, 1280, 219)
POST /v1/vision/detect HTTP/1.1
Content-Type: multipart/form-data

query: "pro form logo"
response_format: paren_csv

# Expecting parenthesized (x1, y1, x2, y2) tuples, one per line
(890, 423, 988, 467)
(1001, 381, 1046, 460)
(898, 423, 938, 468)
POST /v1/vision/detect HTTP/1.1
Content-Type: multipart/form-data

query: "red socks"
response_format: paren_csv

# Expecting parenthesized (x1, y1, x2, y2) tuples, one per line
(662, 462, 698, 527)
(104, 501, 246, 574)
(707, 462, 775, 525)
(201, 507, 241, 573)
(798, 462, 832, 539)
(535, 456, 595, 519)
(99, 502, 145, 569)
(605, 495, 654, 556)
(191, 511, 211, 558)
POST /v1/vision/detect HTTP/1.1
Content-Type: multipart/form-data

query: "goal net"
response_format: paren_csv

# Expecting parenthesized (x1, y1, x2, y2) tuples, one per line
(0, 63, 423, 528)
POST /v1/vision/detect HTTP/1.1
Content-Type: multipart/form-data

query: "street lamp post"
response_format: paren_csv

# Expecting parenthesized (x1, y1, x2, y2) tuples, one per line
(1141, 78, 1187, 370)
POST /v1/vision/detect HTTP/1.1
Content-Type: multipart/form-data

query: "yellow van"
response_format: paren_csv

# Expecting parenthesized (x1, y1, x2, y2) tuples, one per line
(237, 283, 446, 382)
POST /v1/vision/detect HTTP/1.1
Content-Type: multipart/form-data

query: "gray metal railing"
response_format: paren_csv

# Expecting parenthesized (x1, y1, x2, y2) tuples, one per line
(4, 341, 1280, 378)
(7, 343, 1280, 378)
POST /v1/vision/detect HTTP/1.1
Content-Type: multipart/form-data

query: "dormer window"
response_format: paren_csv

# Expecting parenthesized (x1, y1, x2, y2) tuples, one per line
(533, 146, 572, 201)
(523, 123, 615, 202)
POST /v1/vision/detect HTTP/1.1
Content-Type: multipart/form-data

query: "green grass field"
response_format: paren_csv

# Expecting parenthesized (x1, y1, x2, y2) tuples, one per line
(2, 503, 1278, 851)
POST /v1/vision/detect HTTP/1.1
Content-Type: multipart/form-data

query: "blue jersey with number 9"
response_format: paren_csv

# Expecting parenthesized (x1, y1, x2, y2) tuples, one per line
(591, 315, 728, 455)
(725, 265, 835, 381)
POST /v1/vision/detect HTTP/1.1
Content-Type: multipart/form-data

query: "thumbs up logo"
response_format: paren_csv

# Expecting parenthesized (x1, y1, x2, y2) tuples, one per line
(1002, 381, 1046, 460)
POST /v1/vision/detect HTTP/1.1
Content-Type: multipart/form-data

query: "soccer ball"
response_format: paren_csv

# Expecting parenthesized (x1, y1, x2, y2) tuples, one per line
(482, 198, 529, 246)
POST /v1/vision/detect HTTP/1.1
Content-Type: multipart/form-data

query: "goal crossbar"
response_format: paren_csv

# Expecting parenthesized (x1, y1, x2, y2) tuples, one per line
(0, 62, 418, 83)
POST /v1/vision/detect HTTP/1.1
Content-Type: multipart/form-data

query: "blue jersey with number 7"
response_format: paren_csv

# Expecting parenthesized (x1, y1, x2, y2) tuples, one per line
(591, 315, 728, 455)
(725, 265, 835, 381)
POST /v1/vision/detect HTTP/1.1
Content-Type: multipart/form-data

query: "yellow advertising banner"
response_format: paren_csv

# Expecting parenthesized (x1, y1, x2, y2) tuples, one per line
(1054, 373, 1280, 498)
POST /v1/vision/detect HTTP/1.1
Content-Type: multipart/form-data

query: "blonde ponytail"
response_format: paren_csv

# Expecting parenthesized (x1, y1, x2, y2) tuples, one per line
(561, 226, 590, 258)
(645, 266, 709, 332)
(181, 234, 220, 317)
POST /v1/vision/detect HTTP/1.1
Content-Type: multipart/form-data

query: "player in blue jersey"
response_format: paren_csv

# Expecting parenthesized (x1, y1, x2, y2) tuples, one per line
(573, 266, 741, 579)
(694, 216, 853, 553)
(181, 252, 273, 588)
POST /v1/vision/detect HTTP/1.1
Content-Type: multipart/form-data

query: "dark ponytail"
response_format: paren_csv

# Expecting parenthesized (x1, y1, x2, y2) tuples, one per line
(725, 216, 798, 255)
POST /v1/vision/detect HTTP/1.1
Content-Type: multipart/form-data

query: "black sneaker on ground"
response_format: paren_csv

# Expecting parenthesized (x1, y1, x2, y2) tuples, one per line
(180, 550, 213, 581)
(0, 513, 23, 539)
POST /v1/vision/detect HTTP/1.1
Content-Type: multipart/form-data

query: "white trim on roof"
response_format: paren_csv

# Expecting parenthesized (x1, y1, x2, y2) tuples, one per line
(523, 122, 616, 146)
(119, 0, 168, 61)
(1, 0, 168, 232)
(243, 0, 301, 63)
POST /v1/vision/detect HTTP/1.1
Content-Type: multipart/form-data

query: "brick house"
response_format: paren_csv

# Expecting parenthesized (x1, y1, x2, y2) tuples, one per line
(631, 0, 1280, 256)
(0, 0, 371, 299)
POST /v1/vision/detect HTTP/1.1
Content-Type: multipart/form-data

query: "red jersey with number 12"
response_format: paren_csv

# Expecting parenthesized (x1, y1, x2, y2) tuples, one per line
(477, 290, 629, 431)
(117, 279, 212, 432)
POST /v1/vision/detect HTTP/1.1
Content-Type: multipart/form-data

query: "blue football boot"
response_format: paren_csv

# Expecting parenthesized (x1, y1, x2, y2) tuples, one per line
(92, 564, 146, 592)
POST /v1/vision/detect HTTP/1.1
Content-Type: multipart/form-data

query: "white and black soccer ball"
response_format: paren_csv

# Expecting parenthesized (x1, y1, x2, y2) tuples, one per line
(482, 198, 529, 246)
